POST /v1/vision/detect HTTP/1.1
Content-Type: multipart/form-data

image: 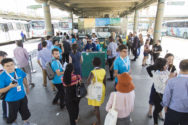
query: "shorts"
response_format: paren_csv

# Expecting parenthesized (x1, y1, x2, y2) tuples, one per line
(7, 96, 31, 124)
(144, 52, 149, 57)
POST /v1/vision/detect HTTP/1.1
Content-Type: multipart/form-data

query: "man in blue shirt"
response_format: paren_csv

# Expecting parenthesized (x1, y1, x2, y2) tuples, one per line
(20, 31, 25, 42)
(51, 39, 63, 61)
(114, 45, 131, 85)
(0, 58, 31, 125)
(51, 48, 65, 109)
(84, 35, 96, 52)
(46, 36, 53, 50)
(162, 59, 188, 125)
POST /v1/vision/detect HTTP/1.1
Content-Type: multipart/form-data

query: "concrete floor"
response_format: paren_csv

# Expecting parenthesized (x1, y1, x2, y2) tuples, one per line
(2, 36, 187, 125)
(0, 56, 165, 125)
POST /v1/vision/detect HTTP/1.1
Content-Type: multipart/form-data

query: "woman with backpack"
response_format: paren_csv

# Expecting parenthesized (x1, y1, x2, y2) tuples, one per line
(62, 63, 81, 125)
(87, 57, 106, 125)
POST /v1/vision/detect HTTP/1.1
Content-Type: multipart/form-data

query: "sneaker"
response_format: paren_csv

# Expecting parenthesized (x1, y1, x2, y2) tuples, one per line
(29, 83, 35, 87)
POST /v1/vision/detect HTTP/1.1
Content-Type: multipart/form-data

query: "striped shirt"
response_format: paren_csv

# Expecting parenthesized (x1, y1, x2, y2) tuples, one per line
(62, 74, 81, 87)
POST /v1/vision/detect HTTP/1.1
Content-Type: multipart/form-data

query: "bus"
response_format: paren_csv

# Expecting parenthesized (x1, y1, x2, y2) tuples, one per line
(29, 20, 46, 38)
(164, 20, 188, 39)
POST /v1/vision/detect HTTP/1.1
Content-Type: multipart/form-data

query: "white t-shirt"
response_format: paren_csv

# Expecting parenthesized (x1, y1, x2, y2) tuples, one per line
(107, 42, 118, 59)
(153, 70, 170, 94)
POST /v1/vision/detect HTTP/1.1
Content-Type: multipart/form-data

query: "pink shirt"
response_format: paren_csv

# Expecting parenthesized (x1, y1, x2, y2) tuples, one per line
(14, 47, 29, 68)
(106, 91, 135, 118)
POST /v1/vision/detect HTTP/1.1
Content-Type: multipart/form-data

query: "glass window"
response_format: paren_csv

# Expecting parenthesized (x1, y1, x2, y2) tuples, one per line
(31, 21, 45, 30)
(16, 23, 21, 30)
(21, 23, 25, 30)
(8, 23, 14, 30)
(2, 24, 9, 32)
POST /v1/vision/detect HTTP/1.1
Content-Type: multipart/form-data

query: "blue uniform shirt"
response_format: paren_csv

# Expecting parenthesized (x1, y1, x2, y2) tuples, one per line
(0, 68, 26, 102)
(113, 56, 130, 83)
(51, 59, 63, 84)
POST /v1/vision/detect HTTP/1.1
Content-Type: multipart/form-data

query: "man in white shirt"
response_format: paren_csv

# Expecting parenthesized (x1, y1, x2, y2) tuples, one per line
(107, 36, 118, 81)
(0, 51, 8, 119)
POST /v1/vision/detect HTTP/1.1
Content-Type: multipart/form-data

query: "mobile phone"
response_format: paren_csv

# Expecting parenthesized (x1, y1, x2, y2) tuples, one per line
(12, 80, 17, 84)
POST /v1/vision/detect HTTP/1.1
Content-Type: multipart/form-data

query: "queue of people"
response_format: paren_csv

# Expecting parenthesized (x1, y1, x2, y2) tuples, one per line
(0, 31, 188, 125)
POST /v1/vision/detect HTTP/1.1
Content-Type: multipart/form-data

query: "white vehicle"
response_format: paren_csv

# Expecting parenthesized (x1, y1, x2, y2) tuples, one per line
(165, 20, 188, 39)
(0, 19, 31, 44)
(29, 20, 46, 38)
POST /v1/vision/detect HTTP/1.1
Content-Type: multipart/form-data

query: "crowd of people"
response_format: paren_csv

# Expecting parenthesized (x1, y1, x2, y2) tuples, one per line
(0, 31, 187, 125)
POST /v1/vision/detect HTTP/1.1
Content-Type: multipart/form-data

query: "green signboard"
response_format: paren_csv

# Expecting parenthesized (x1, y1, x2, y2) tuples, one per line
(81, 52, 106, 78)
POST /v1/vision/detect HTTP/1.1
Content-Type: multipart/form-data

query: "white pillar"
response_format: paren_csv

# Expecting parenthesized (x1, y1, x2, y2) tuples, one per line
(133, 10, 139, 32)
(70, 11, 74, 34)
(43, 2, 53, 36)
(153, 0, 165, 43)
(124, 15, 128, 36)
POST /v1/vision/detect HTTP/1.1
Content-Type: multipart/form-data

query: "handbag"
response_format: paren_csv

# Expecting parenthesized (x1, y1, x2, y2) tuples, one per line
(104, 93, 118, 125)
(76, 82, 87, 98)
(86, 70, 103, 101)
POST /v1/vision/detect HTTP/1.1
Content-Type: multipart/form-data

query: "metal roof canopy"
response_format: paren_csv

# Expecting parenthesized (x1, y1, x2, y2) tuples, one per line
(36, 0, 157, 17)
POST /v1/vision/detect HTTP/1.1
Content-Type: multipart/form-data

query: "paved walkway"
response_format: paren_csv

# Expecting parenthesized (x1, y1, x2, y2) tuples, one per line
(2, 36, 187, 125)
(0, 55, 165, 125)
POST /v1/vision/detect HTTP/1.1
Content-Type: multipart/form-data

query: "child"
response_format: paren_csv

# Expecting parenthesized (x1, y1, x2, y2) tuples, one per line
(87, 57, 106, 125)
(142, 40, 150, 66)
(106, 73, 135, 125)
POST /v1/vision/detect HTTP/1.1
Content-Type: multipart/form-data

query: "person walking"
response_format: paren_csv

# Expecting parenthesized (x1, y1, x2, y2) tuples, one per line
(106, 72, 135, 125)
(152, 58, 170, 125)
(107, 36, 118, 81)
(138, 33, 144, 57)
(142, 40, 150, 66)
(62, 40, 71, 63)
(38, 38, 45, 51)
(152, 40, 162, 63)
(147, 53, 177, 119)
(131, 32, 139, 61)
(46, 36, 53, 50)
(87, 57, 106, 125)
(37, 41, 55, 90)
(69, 44, 83, 75)
(114, 45, 131, 87)
(51, 48, 65, 109)
(162, 59, 188, 125)
(62, 63, 81, 125)
(13, 41, 34, 87)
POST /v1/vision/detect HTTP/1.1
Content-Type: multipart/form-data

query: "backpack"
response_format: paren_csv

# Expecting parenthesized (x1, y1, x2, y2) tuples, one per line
(45, 60, 55, 80)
